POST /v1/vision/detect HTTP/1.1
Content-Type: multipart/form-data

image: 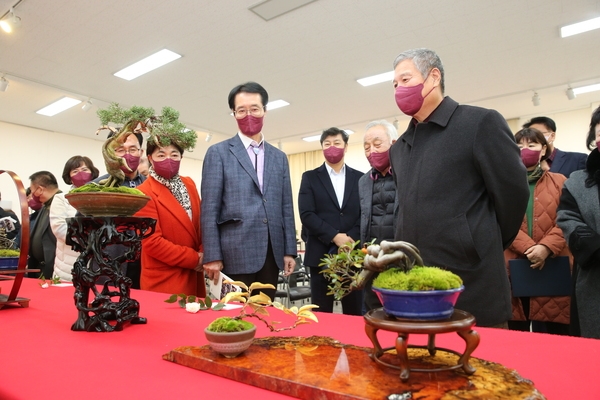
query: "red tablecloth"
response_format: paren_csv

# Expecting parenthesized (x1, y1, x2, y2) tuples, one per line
(2, 278, 599, 399)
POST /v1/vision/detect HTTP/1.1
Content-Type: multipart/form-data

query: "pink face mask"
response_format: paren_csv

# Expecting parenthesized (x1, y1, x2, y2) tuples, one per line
(521, 148, 542, 168)
(394, 74, 435, 116)
(120, 154, 141, 174)
(152, 158, 180, 180)
(596, 139, 600, 150)
(70, 171, 92, 188)
(28, 196, 43, 211)
(323, 146, 345, 164)
(236, 115, 264, 137)
(367, 150, 391, 173)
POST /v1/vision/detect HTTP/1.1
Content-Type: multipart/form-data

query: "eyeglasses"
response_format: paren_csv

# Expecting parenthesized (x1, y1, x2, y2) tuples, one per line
(233, 106, 264, 119)
(115, 147, 141, 156)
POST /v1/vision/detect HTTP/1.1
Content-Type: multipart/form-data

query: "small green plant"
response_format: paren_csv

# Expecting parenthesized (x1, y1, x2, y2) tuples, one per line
(38, 273, 61, 287)
(373, 266, 463, 291)
(319, 240, 373, 300)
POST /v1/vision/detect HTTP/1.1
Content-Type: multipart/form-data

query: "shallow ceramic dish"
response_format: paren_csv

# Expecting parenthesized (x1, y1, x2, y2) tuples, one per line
(372, 286, 464, 321)
(66, 192, 150, 217)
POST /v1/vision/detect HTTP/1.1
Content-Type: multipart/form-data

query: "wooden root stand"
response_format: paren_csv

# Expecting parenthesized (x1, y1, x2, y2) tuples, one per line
(364, 308, 480, 381)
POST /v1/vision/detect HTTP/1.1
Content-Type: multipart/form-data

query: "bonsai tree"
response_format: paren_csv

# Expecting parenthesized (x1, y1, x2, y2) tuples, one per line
(207, 281, 319, 333)
(320, 240, 461, 300)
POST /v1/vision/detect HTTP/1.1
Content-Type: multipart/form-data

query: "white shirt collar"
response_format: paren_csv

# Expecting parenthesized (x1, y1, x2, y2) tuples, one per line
(238, 132, 264, 148)
(325, 162, 346, 176)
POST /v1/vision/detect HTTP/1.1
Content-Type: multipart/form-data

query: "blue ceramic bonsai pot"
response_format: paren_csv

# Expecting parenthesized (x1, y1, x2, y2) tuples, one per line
(0, 257, 19, 270)
(372, 286, 464, 321)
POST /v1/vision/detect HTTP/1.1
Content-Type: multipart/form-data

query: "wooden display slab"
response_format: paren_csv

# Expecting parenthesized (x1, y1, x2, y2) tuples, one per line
(164, 336, 545, 400)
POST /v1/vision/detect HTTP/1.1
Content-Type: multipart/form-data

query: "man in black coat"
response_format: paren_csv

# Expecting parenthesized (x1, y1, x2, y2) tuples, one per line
(299, 127, 363, 315)
(390, 48, 529, 327)
(523, 116, 587, 178)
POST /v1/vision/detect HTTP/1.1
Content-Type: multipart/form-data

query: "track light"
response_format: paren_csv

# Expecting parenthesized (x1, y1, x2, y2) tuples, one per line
(532, 92, 540, 107)
(205, 132, 212, 142)
(0, 76, 8, 92)
(566, 87, 576, 100)
(0, 8, 21, 33)
(81, 99, 93, 111)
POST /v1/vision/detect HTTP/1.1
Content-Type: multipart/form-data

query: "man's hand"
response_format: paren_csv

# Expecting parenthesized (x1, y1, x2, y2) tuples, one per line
(283, 255, 295, 276)
(193, 252, 204, 272)
(203, 260, 223, 284)
(333, 233, 354, 248)
(524, 245, 551, 269)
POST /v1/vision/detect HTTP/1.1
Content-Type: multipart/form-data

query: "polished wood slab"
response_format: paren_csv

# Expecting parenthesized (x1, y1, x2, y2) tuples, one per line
(164, 336, 545, 400)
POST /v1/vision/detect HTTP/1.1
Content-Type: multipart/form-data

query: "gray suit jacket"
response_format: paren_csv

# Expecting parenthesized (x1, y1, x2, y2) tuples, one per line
(201, 135, 297, 275)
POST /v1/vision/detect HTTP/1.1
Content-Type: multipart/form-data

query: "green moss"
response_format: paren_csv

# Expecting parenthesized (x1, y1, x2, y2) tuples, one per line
(207, 317, 254, 332)
(0, 249, 20, 257)
(70, 183, 144, 196)
(373, 266, 463, 291)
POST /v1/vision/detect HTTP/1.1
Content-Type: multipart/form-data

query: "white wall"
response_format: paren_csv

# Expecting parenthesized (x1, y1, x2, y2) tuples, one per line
(0, 121, 203, 218)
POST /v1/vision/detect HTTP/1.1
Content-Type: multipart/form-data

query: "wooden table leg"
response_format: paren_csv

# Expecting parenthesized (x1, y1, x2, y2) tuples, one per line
(395, 333, 410, 381)
(364, 324, 383, 357)
(457, 328, 480, 374)
(427, 333, 436, 356)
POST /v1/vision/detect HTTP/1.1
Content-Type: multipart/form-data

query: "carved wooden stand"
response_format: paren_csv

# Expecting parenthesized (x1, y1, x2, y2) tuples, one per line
(66, 216, 155, 332)
(364, 308, 480, 381)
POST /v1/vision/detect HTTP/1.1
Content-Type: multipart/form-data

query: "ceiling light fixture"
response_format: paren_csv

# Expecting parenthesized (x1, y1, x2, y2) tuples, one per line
(566, 87, 576, 100)
(0, 7, 21, 34)
(114, 49, 182, 81)
(205, 132, 212, 142)
(302, 134, 321, 142)
(249, 0, 317, 21)
(573, 83, 600, 96)
(560, 16, 600, 38)
(266, 99, 290, 110)
(357, 71, 394, 87)
(81, 98, 93, 111)
(343, 129, 354, 135)
(0, 76, 8, 92)
(36, 97, 82, 116)
(532, 92, 540, 107)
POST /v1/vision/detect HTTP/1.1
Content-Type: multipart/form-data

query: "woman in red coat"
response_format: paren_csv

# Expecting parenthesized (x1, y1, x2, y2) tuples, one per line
(505, 127, 571, 334)
(135, 137, 205, 297)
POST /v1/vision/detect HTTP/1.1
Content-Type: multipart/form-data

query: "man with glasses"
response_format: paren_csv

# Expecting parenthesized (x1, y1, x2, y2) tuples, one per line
(93, 131, 146, 288)
(27, 171, 60, 278)
(201, 81, 297, 300)
(523, 116, 587, 178)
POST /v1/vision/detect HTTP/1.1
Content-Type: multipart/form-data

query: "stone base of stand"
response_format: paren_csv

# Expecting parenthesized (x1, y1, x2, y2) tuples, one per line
(163, 336, 545, 400)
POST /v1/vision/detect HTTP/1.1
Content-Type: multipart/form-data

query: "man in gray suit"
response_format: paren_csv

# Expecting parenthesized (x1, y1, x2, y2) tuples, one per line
(359, 120, 398, 311)
(201, 82, 297, 299)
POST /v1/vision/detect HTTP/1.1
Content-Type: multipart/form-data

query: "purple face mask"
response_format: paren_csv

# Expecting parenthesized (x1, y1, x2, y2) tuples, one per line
(70, 171, 92, 188)
(367, 150, 390, 173)
(323, 146, 345, 164)
(152, 158, 180, 180)
(120, 154, 141, 174)
(596, 139, 600, 150)
(394, 74, 435, 116)
(521, 148, 542, 168)
(28, 196, 43, 211)
(236, 115, 264, 137)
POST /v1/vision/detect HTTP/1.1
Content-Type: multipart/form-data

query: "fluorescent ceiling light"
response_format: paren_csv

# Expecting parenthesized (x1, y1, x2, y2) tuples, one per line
(344, 129, 354, 135)
(302, 134, 321, 142)
(357, 71, 394, 87)
(36, 97, 82, 116)
(560, 16, 600, 38)
(114, 49, 181, 81)
(250, 0, 317, 21)
(573, 83, 600, 95)
(266, 99, 290, 110)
